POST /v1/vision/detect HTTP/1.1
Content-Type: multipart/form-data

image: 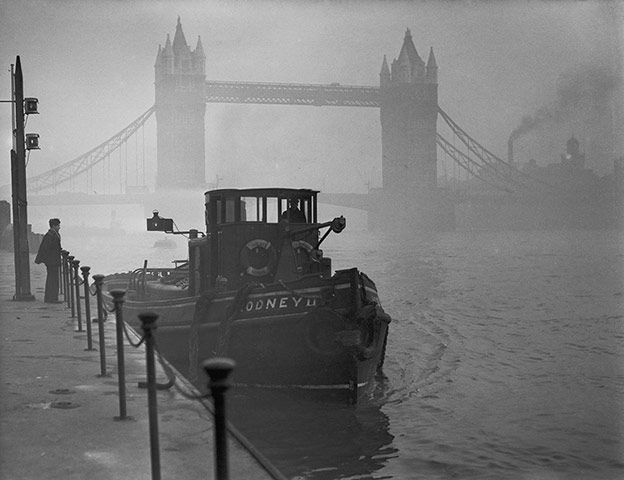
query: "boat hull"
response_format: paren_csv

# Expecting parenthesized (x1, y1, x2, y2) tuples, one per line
(105, 268, 390, 403)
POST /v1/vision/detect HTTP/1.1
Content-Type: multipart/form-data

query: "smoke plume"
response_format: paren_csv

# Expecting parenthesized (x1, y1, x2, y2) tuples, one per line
(509, 62, 621, 143)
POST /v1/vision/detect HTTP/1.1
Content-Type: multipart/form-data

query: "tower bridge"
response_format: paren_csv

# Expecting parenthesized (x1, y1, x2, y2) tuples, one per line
(155, 18, 439, 199)
(16, 18, 565, 231)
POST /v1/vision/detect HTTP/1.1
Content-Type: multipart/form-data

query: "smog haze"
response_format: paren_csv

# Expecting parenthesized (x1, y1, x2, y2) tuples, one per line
(1, 0, 622, 194)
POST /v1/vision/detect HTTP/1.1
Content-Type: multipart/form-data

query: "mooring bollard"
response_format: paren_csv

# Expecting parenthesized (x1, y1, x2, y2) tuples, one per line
(203, 357, 236, 480)
(61, 250, 69, 308)
(139, 312, 161, 480)
(110, 289, 129, 420)
(92, 274, 109, 377)
(72, 259, 83, 332)
(67, 255, 76, 318)
(81, 266, 94, 351)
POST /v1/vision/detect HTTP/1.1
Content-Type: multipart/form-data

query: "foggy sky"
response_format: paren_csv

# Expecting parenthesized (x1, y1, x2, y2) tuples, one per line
(0, 0, 622, 195)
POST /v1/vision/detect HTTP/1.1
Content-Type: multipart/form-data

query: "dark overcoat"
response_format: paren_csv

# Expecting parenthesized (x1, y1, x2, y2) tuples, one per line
(35, 229, 61, 267)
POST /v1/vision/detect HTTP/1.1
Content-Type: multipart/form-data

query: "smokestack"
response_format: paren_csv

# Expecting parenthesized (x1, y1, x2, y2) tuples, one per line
(508, 137, 514, 164)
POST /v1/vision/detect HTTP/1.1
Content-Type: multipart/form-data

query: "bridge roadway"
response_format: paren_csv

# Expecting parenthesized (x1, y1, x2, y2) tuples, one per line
(28, 192, 156, 206)
(205, 81, 380, 107)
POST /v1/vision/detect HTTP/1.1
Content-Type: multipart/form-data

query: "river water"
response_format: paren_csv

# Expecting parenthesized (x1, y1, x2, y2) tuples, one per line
(57, 225, 624, 480)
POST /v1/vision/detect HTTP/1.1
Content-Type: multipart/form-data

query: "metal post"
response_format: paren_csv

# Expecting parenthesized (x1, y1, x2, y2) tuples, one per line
(92, 274, 108, 377)
(139, 312, 161, 480)
(10, 56, 34, 301)
(81, 266, 94, 351)
(203, 358, 236, 480)
(111, 289, 129, 420)
(61, 250, 70, 308)
(72, 259, 82, 332)
(67, 255, 75, 318)
(10, 63, 14, 142)
(59, 252, 64, 296)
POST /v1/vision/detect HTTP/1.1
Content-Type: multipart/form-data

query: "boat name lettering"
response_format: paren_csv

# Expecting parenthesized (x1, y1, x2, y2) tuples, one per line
(243, 295, 318, 312)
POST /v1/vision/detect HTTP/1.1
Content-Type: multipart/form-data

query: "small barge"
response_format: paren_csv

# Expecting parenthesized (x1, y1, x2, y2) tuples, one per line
(105, 188, 391, 403)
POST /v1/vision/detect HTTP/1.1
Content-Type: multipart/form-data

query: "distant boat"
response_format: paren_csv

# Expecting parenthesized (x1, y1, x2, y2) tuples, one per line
(105, 187, 391, 404)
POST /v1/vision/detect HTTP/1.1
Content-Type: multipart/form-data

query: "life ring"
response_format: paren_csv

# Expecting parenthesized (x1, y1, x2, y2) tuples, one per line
(292, 240, 313, 254)
(292, 240, 315, 266)
(240, 239, 277, 277)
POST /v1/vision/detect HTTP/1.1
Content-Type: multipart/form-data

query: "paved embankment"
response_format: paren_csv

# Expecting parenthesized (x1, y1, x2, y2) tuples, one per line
(0, 251, 282, 480)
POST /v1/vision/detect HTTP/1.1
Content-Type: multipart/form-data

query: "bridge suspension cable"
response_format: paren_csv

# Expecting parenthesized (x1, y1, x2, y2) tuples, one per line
(27, 106, 155, 194)
(437, 106, 556, 194)
(436, 134, 514, 193)
(16, 96, 562, 198)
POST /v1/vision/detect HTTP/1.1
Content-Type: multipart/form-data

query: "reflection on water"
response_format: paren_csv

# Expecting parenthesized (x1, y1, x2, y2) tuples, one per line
(226, 381, 397, 480)
(55, 226, 624, 479)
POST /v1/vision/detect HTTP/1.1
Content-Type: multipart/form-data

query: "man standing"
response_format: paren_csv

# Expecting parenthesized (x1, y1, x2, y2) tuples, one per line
(35, 218, 62, 303)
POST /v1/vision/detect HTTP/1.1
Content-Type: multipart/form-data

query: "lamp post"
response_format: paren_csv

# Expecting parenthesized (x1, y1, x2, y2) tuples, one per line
(9, 56, 37, 301)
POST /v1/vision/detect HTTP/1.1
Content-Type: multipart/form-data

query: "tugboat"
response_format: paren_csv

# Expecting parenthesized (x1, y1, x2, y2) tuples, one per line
(105, 188, 391, 403)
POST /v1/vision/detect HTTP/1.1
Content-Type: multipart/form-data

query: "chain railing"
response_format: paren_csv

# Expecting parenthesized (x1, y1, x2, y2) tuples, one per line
(53, 250, 284, 480)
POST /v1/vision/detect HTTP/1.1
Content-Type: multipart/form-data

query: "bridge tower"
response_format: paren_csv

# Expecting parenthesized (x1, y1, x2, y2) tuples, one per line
(154, 18, 206, 189)
(380, 29, 438, 193)
(371, 30, 453, 230)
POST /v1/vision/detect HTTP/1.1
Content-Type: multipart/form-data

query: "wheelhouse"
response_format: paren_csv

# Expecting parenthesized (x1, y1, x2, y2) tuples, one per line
(188, 188, 332, 294)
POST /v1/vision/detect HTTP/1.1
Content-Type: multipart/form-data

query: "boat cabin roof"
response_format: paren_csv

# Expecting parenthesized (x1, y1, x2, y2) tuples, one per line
(204, 188, 319, 225)
(205, 187, 319, 199)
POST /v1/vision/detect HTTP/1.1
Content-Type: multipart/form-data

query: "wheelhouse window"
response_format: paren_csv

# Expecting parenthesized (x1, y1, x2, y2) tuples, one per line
(240, 196, 280, 223)
(205, 189, 318, 225)
(266, 197, 279, 223)
(240, 197, 259, 222)
(214, 198, 237, 224)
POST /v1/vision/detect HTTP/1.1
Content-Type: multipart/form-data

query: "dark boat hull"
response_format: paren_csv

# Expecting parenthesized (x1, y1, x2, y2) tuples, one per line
(105, 268, 390, 403)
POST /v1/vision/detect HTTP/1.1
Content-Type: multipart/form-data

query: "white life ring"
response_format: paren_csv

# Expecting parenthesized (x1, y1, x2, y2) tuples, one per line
(240, 239, 277, 277)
